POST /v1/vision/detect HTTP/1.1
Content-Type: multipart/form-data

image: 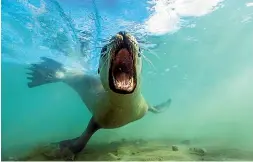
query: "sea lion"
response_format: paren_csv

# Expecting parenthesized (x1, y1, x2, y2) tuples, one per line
(27, 31, 171, 160)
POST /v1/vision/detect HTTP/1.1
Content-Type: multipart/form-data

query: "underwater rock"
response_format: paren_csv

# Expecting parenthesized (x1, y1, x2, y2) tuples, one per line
(172, 145, 179, 151)
(116, 147, 132, 155)
(189, 147, 207, 156)
(131, 151, 140, 155)
(107, 152, 120, 160)
(158, 157, 163, 161)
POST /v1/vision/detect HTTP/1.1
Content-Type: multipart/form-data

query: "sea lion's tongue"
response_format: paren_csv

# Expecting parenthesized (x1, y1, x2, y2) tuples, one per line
(112, 48, 134, 90)
(115, 48, 132, 67)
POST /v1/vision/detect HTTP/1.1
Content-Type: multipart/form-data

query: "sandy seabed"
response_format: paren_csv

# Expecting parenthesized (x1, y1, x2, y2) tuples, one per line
(3, 138, 253, 161)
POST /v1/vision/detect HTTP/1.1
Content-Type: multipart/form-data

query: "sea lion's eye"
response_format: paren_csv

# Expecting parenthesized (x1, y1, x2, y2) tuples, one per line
(138, 48, 141, 57)
(101, 46, 107, 56)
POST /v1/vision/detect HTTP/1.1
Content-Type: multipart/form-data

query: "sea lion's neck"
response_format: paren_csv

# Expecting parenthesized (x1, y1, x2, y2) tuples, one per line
(107, 86, 142, 105)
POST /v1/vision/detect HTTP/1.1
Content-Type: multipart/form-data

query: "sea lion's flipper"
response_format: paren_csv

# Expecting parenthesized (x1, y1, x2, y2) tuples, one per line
(148, 98, 171, 113)
(27, 57, 102, 99)
(43, 117, 100, 160)
(27, 57, 65, 88)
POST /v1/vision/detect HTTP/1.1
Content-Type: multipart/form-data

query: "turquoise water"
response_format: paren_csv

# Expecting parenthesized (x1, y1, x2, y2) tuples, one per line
(1, 0, 253, 159)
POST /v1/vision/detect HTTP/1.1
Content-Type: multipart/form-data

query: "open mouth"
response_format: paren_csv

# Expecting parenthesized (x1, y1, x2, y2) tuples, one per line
(109, 48, 136, 94)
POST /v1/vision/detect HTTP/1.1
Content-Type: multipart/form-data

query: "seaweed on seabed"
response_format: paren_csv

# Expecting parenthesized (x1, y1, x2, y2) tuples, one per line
(17, 143, 64, 161)
(1, 147, 46, 161)
(17, 146, 48, 161)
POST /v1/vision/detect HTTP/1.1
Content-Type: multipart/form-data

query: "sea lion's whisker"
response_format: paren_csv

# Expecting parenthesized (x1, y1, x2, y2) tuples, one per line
(142, 54, 157, 71)
(142, 47, 160, 60)
(100, 51, 110, 71)
(137, 40, 147, 44)
(136, 36, 148, 43)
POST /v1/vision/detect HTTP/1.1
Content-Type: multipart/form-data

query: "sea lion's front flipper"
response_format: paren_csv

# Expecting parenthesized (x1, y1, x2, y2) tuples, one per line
(27, 57, 102, 100)
(27, 57, 65, 88)
(43, 117, 100, 160)
(148, 98, 172, 113)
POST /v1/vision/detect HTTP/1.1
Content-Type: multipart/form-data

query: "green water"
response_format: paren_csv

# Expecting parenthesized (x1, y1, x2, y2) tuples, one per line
(1, 0, 253, 159)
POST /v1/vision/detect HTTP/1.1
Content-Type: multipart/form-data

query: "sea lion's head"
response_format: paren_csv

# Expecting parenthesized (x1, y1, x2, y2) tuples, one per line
(98, 31, 142, 94)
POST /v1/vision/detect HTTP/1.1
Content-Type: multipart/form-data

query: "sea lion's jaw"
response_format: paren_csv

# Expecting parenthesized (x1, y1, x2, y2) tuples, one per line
(109, 36, 137, 94)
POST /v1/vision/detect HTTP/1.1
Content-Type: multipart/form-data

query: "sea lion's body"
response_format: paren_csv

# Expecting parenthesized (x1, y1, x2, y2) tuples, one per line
(91, 92, 147, 128)
(65, 74, 147, 129)
(27, 31, 171, 160)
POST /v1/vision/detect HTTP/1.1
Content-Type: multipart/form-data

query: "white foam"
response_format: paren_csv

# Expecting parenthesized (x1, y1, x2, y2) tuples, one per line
(246, 2, 253, 7)
(145, 0, 223, 35)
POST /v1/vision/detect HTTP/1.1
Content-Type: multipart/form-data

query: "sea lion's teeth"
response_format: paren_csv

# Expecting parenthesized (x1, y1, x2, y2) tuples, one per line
(114, 75, 134, 91)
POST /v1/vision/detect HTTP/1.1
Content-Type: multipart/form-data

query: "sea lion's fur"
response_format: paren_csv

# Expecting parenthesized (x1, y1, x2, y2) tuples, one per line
(27, 31, 171, 160)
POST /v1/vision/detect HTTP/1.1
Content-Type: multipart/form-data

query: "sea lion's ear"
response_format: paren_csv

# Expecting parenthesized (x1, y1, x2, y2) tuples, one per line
(98, 68, 100, 74)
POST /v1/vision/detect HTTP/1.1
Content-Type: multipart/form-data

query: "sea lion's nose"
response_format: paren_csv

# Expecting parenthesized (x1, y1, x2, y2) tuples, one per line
(115, 31, 136, 46)
(117, 31, 132, 44)
(115, 33, 123, 41)
(118, 31, 127, 36)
